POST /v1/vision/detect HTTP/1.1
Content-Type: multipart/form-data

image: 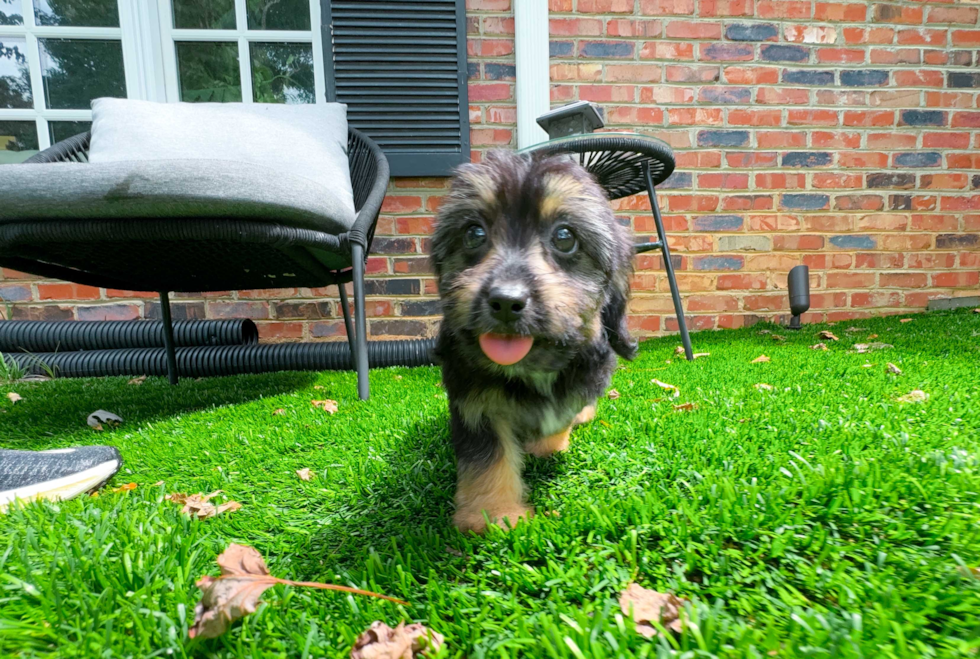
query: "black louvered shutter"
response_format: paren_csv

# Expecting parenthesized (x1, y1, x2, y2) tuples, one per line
(323, 0, 470, 177)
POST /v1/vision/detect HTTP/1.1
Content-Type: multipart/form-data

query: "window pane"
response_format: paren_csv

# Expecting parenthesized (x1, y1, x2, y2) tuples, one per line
(0, 37, 32, 108)
(251, 42, 314, 104)
(246, 0, 309, 30)
(33, 0, 118, 27)
(176, 41, 241, 102)
(49, 119, 90, 143)
(0, 120, 38, 164)
(0, 0, 23, 25)
(172, 0, 235, 30)
(39, 39, 126, 109)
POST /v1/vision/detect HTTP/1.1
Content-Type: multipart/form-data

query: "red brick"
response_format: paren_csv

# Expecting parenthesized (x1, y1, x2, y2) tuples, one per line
(258, 322, 305, 340)
(873, 4, 923, 25)
(727, 152, 778, 167)
(38, 283, 100, 301)
(467, 39, 514, 57)
(665, 20, 722, 39)
(757, 0, 810, 19)
(787, 109, 839, 126)
(951, 112, 980, 128)
(728, 109, 782, 126)
(897, 29, 946, 46)
(856, 213, 907, 230)
(700, 0, 754, 16)
(743, 294, 787, 311)
(815, 2, 866, 21)
(843, 111, 894, 127)
(773, 235, 825, 250)
(606, 19, 662, 37)
(835, 194, 885, 211)
(468, 82, 512, 102)
(722, 195, 773, 211)
(723, 66, 779, 85)
(381, 196, 422, 213)
(842, 27, 895, 44)
(698, 173, 750, 189)
(665, 65, 719, 83)
(717, 274, 768, 290)
(907, 252, 956, 268)
(930, 7, 979, 25)
(813, 173, 862, 189)
(756, 173, 806, 189)
(893, 70, 944, 88)
(640, 85, 695, 103)
(639, 42, 695, 60)
(933, 271, 980, 288)
(851, 291, 902, 308)
(640, 0, 695, 15)
(817, 48, 865, 63)
(784, 25, 837, 43)
(608, 64, 664, 82)
(668, 107, 723, 125)
(920, 174, 969, 191)
(470, 127, 513, 145)
(757, 131, 806, 148)
(811, 131, 861, 148)
(578, 0, 634, 12)
(466, 0, 510, 9)
(756, 87, 810, 105)
(880, 273, 928, 288)
(549, 17, 603, 35)
(482, 16, 515, 34)
(910, 214, 960, 231)
(827, 272, 876, 289)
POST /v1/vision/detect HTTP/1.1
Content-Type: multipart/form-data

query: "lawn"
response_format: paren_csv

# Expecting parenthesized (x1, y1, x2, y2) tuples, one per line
(1, 309, 979, 658)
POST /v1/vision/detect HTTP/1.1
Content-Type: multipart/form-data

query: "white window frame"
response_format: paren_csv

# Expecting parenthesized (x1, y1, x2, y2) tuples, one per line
(1, 0, 326, 157)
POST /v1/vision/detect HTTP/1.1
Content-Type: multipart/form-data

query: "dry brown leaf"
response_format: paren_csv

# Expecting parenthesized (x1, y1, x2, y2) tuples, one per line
(861, 364, 874, 368)
(674, 346, 685, 356)
(312, 399, 339, 414)
(897, 390, 929, 403)
(757, 329, 771, 335)
(810, 343, 828, 351)
(112, 482, 137, 493)
(854, 342, 893, 354)
(900, 318, 912, 323)
(887, 363, 902, 375)
(314, 385, 326, 390)
(868, 334, 878, 339)
(651, 379, 679, 398)
(973, 308, 980, 314)
(6, 392, 22, 404)
(618, 583, 685, 638)
(818, 330, 838, 341)
(754, 383, 773, 391)
(91, 423, 104, 432)
(153, 480, 165, 487)
(296, 468, 313, 481)
(350, 621, 444, 659)
(845, 327, 867, 333)
(673, 402, 697, 412)
(272, 408, 286, 416)
(693, 352, 710, 359)
(751, 355, 770, 363)
(607, 389, 620, 400)
(167, 491, 242, 520)
(127, 375, 147, 386)
(770, 334, 786, 342)
(190, 544, 408, 640)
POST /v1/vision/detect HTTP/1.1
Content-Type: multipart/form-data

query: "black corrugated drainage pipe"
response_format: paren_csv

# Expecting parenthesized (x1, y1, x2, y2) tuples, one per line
(4, 340, 437, 379)
(0, 320, 258, 352)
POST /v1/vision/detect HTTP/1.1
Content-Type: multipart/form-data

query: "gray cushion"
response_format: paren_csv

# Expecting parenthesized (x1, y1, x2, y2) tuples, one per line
(0, 159, 355, 234)
(85, 98, 355, 230)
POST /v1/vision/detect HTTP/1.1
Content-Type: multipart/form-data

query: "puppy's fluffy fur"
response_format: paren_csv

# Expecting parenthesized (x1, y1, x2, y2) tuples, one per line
(431, 150, 636, 533)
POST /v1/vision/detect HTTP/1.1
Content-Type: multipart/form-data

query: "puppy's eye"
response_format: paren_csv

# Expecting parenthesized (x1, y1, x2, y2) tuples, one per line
(464, 225, 487, 250)
(552, 226, 577, 254)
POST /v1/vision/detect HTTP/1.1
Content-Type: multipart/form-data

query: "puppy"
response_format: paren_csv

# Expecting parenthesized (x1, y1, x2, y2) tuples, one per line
(431, 150, 637, 533)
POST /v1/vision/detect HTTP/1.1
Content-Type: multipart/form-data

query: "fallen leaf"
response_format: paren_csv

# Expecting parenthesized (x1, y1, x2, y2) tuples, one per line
(897, 390, 928, 403)
(272, 408, 286, 416)
(887, 363, 902, 375)
(607, 389, 620, 400)
(868, 334, 878, 339)
(153, 480, 165, 487)
(693, 352, 710, 359)
(91, 423, 104, 432)
(127, 375, 147, 386)
(598, 419, 612, 428)
(770, 334, 786, 342)
(651, 379, 679, 398)
(900, 318, 912, 323)
(6, 392, 21, 404)
(311, 399, 339, 414)
(296, 468, 313, 481)
(673, 402, 697, 412)
(757, 329, 771, 335)
(810, 343, 828, 351)
(87, 410, 122, 430)
(854, 342, 893, 354)
(89, 491, 99, 498)
(751, 355, 770, 363)
(314, 385, 326, 390)
(393, 375, 403, 380)
(112, 482, 137, 493)
(818, 331, 839, 341)
(618, 583, 685, 638)
(190, 544, 408, 640)
(167, 491, 242, 520)
(861, 364, 873, 368)
(754, 383, 773, 391)
(350, 621, 444, 659)
(845, 327, 867, 333)
(974, 308, 980, 314)
(674, 346, 685, 356)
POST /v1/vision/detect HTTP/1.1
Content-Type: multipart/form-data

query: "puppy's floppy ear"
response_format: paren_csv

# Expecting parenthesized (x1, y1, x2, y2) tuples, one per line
(602, 270, 637, 360)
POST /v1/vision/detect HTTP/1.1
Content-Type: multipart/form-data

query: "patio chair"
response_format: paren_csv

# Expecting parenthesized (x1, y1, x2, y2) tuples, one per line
(0, 127, 389, 400)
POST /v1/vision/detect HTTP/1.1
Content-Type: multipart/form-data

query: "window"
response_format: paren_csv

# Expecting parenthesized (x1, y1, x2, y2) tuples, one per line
(1, 0, 468, 173)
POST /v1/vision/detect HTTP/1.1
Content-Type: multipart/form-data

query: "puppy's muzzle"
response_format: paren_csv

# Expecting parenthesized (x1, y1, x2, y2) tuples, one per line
(487, 283, 529, 324)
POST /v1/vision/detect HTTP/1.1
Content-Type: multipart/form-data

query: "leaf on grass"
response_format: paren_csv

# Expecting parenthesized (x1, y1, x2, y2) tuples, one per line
(607, 389, 620, 400)
(296, 468, 313, 481)
(900, 318, 912, 323)
(6, 392, 22, 404)
(897, 390, 928, 403)
(167, 491, 242, 520)
(757, 330, 771, 335)
(673, 402, 697, 412)
(674, 346, 685, 356)
(754, 383, 773, 391)
(868, 334, 878, 339)
(854, 342, 893, 354)
(112, 482, 137, 493)
(127, 375, 147, 386)
(818, 331, 839, 341)
(314, 385, 326, 390)
(770, 334, 786, 342)
(861, 364, 873, 368)
(651, 379, 679, 398)
(311, 399, 339, 414)
(887, 363, 902, 375)
(693, 352, 710, 359)
(272, 408, 286, 416)
(810, 343, 828, 351)
(87, 410, 122, 430)
(973, 308, 980, 314)
(845, 327, 867, 333)
(350, 621, 444, 659)
(190, 544, 408, 640)
(618, 583, 685, 638)
(751, 355, 770, 363)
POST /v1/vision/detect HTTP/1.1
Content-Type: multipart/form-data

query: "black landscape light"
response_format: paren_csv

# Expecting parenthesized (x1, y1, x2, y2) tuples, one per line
(787, 265, 810, 330)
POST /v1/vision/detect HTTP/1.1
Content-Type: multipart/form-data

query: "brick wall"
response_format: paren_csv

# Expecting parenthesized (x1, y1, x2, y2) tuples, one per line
(2, 0, 979, 339)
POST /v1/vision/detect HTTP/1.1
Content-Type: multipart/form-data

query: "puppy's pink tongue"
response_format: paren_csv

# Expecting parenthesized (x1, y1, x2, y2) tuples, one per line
(479, 333, 533, 365)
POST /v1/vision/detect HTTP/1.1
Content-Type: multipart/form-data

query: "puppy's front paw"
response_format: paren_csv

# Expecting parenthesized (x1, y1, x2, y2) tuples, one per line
(526, 429, 570, 458)
(574, 404, 596, 426)
(454, 504, 534, 534)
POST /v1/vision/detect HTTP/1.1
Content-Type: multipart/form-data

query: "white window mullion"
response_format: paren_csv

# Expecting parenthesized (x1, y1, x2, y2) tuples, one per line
(156, 0, 180, 102)
(234, 0, 251, 103)
(118, 0, 167, 102)
(23, 26, 50, 148)
(311, 0, 326, 104)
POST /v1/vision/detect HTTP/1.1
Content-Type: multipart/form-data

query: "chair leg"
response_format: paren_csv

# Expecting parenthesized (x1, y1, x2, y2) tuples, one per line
(350, 243, 370, 400)
(644, 165, 693, 362)
(158, 291, 179, 385)
(337, 278, 357, 361)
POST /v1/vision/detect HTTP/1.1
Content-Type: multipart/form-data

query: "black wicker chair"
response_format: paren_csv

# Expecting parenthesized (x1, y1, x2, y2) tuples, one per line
(0, 128, 389, 400)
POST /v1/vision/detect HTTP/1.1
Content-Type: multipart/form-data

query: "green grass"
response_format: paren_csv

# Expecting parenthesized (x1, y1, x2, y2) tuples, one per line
(1, 309, 979, 658)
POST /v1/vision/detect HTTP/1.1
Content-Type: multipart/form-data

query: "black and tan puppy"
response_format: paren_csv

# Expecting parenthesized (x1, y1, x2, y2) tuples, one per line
(431, 150, 636, 533)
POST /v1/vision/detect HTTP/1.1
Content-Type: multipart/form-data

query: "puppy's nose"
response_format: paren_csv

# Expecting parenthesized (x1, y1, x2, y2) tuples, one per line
(487, 284, 529, 323)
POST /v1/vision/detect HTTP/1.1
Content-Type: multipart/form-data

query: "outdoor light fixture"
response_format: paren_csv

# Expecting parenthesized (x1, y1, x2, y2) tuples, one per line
(536, 101, 605, 139)
(787, 265, 810, 330)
